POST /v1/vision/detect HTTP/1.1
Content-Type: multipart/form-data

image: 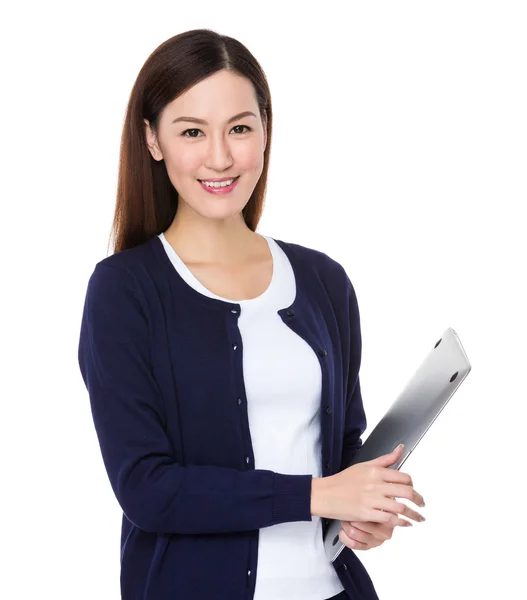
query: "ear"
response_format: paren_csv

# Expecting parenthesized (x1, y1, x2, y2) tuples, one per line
(262, 111, 268, 152)
(144, 118, 163, 161)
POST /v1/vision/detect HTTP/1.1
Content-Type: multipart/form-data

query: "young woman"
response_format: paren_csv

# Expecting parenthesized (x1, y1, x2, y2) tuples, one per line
(78, 28, 426, 600)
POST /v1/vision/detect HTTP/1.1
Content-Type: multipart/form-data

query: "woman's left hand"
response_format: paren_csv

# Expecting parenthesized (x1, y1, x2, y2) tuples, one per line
(339, 519, 410, 551)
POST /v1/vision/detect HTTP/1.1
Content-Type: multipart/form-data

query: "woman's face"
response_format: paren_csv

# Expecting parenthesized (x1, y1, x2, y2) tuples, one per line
(145, 69, 267, 222)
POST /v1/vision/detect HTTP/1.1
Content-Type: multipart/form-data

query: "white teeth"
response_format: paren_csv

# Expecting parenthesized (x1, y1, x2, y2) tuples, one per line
(201, 178, 236, 188)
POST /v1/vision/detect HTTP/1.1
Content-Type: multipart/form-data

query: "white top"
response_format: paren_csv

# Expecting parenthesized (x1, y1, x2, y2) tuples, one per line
(158, 232, 345, 600)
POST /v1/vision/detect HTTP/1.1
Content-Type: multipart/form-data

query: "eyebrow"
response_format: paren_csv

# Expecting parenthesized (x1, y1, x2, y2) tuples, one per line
(171, 110, 257, 126)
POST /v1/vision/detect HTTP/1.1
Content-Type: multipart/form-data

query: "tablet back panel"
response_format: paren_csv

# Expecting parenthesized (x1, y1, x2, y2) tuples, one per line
(324, 327, 471, 562)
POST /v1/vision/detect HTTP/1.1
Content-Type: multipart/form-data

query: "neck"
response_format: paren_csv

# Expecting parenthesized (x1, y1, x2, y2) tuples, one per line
(164, 211, 261, 266)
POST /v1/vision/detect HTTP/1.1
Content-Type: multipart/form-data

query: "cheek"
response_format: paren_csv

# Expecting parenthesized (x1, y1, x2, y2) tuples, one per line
(163, 144, 200, 174)
(178, 154, 202, 173)
(235, 145, 264, 171)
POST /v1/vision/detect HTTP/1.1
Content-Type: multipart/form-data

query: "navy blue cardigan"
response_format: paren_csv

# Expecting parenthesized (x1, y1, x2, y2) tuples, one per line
(77, 234, 379, 600)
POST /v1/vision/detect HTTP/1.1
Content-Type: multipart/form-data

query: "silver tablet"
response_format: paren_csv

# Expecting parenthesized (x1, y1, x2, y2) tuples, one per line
(324, 327, 472, 562)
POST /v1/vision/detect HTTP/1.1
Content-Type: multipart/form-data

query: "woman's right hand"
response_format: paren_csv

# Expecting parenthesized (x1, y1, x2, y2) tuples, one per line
(312, 444, 426, 526)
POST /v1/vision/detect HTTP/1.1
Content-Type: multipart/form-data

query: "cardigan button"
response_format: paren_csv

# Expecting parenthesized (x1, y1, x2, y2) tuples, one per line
(325, 406, 332, 415)
(318, 348, 327, 357)
(286, 309, 295, 317)
(232, 343, 238, 350)
(237, 398, 242, 405)
(326, 461, 331, 469)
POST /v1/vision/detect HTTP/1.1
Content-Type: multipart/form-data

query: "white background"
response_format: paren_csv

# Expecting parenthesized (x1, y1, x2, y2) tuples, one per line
(2, 1, 526, 598)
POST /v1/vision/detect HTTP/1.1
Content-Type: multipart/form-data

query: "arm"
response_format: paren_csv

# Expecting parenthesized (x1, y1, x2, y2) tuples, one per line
(78, 263, 313, 535)
(339, 274, 367, 472)
(340, 377, 366, 470)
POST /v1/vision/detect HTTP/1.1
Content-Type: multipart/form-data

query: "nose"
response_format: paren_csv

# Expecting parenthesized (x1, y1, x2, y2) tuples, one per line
(204, 133, 234, 172)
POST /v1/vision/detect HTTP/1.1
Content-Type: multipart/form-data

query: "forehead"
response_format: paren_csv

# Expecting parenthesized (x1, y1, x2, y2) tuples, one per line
(165, 71, 257, 119)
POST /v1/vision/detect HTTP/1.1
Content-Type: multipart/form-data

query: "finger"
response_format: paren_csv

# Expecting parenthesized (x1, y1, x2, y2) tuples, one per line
(377, 498, 426, 523)
(366, 508, 404, 526)
(352, 513, 412, 530)
(369, 444, 404, 467)
(385, 514, 413, 528)
(339, 526, 371, 550)
(348, 521, 392, 541)
(381, 483, 425, 507)
(381, 469, 414, 487)
(353, 520, 404, 537)
(341, 523, 375, 545)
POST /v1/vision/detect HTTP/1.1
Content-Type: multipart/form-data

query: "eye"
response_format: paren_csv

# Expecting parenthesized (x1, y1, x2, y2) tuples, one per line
(181, 124, 252, 138)
(232, 124, 251, 134)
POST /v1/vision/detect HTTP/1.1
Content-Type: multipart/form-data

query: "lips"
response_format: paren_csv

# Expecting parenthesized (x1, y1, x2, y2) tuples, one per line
(198, 176, 240, 183)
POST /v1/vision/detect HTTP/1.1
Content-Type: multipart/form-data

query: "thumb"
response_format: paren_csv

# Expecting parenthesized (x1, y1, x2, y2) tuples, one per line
(371, 443, 404, 466)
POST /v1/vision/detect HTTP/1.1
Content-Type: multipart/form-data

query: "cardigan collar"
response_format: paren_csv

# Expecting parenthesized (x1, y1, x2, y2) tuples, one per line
(148, 234, 312, 316)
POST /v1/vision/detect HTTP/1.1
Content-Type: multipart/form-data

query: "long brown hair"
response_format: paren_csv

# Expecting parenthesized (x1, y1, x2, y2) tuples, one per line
(108, 28, 273, 255)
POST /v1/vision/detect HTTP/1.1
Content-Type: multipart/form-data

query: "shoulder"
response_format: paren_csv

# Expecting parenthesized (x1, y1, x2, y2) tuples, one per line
(93, 236, 157, 276)
(272, 236, 353, 291)
(271, 236, 360, 319)
(84, 236, 160, 308)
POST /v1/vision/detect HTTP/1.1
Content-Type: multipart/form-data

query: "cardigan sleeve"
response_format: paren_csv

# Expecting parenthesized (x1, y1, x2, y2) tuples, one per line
(339, 274, 367, 471)
(78, 263, 313, 535)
